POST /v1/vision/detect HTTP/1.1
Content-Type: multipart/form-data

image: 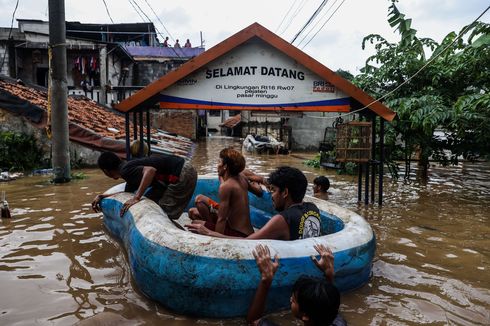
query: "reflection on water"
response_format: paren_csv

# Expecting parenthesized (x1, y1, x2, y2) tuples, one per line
(0, 137, 489, 325)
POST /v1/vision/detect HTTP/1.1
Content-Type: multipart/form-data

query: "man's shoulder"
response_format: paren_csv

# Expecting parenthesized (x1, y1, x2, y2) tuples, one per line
(219, 177, 246, 195)
(303, 201, 320, 211)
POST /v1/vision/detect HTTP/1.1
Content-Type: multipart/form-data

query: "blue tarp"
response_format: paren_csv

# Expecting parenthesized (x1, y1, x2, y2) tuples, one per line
(124, 46, 204, 59)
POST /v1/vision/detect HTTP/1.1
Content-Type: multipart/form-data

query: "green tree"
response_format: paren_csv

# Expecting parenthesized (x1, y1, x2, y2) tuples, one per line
(354, 1, 490, 177)
(0, 131, 44, 172)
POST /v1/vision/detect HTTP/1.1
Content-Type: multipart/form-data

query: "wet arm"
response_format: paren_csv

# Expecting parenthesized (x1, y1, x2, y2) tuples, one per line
(243, 169, 268, 186)
(247, 179, 263, 197)
(134, 166, 156, 200)
(186, 214, 290, 240)
(311, 244, 335, 283)
(247, 245, 279, 325)
(246, 215, 290, 240)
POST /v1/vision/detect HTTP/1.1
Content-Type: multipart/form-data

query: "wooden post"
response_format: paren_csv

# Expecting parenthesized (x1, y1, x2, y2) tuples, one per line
(371, 115, 376, 203)
(379, 119, 385, 205)
(146, 109, 151, 155)
(125, 112, 131, 160)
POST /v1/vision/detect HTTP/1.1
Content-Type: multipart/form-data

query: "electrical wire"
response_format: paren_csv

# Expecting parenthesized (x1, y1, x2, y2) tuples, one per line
(129, 0, 153, 22)
(301, 0, 347, 49)
(101, 0, 115, 24)
(291, 0, 329, 44)
(304, 4, 490, 120)
(130, 0, 183, 58)
(0, 0, 20, 73)
(275, 0, 299, 33)
(296, 0, 339, 47)
(142, 0, 176, 43)
(279, 0, 309, 36)
(127, 0, 146, 22)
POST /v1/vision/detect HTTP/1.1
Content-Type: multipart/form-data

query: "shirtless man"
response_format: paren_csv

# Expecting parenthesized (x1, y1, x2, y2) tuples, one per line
(187, 166, 321, 240)
(188, 148, 262, 237)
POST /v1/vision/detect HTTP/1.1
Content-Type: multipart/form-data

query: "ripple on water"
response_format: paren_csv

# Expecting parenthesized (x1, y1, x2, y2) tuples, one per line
(1, 140, 489, 325)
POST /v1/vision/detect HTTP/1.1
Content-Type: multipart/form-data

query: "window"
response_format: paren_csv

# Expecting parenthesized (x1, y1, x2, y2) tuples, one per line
(208, 110, 221, 117)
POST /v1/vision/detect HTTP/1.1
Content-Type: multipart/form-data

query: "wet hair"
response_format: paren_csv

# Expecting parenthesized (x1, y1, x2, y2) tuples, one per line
(267, 166, 307, 202)
(219, 148, 246, 176)
(292, 276, 340, 325)
(97, 152, 122, 171)
(314, 176, 330, 192)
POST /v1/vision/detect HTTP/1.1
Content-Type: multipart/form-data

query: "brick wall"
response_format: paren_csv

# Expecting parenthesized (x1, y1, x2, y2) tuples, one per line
(152, 110, 196, 140)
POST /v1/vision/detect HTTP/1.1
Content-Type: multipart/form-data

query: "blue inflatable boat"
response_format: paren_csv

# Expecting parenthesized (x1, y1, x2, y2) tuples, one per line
(100, 176, 375, 318)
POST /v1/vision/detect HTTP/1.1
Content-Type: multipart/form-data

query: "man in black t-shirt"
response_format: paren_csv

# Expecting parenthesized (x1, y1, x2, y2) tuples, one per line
(186, 166, 321, 240)
(92, 152, 197, 220)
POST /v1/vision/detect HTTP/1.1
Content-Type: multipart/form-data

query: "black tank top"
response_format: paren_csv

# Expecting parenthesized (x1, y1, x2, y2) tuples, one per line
(280, 202, 321, 240)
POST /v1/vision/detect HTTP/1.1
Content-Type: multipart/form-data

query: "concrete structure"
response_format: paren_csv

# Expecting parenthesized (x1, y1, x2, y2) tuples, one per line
(113, 23, 396, 204)
(1, 19, 205, 141)
(0, 19, 135, 106)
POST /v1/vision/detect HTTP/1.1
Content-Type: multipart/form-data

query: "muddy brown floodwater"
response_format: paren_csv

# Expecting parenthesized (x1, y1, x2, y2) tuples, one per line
(1, 137, 489, 325)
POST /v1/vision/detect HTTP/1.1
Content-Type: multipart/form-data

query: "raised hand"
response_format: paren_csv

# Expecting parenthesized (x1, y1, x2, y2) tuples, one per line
(252, 244, 279, 283)
(311, 243, 334, 283)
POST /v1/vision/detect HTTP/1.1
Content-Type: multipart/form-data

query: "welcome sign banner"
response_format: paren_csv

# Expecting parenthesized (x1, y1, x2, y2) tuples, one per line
(160, 40, 350, 112)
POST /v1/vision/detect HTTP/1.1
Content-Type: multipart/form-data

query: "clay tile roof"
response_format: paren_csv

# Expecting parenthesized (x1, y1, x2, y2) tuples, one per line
(0, 78, 195, 158)
(220, 114, 241, 129)
(0, 78, 141, 139)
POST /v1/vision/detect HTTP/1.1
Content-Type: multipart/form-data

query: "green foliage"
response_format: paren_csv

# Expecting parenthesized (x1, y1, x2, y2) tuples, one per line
(0, 131, 44, 172)
(337, 162, 357, 175)
(70, 171, 87, 180)
(354, 1, 490, 175)
(304, 153, 321, 168)
(335, 69, 355, 81)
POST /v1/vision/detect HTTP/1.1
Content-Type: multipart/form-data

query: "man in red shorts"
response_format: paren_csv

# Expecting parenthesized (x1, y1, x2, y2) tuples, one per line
(188, 148, 263, 237)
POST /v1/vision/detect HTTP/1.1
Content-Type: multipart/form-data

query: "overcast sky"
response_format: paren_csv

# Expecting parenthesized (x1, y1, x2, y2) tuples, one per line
(1, 0, 488, 73)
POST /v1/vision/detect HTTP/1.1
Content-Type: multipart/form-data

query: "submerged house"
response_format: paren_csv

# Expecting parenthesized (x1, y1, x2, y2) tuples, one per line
(0, 19, 135, 105)
(0, 19, 205, 140)
(114, 23, 395, 149)
(0, 75, 194, 166)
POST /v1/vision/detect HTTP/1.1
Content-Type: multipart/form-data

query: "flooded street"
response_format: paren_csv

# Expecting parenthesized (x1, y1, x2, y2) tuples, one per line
(1, 137, 489, 325)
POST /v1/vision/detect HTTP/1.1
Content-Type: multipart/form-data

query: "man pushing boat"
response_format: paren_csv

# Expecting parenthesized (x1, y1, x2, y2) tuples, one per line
(92, 152, 197, 220)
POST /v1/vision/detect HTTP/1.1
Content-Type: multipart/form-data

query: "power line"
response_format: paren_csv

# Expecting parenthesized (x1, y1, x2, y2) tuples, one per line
(280, 0, 309, 36)
(0, 0, 20, 73)
(141, 0, 176, 43)
(301, 0, 347, 49)
(130, 0, 183, 58)
(127, 0, 146, 22)
(291, 0, 329, 44)
(296, 0, 339, 47)
(101, 0, 115, 24)
(305, 4, 490, 121)
(275, 0, 299, 33)
(129, 0, 153, 23)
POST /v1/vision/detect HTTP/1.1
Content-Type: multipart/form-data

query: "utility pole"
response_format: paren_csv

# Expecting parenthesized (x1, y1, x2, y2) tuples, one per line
(49, 0, 71, 183)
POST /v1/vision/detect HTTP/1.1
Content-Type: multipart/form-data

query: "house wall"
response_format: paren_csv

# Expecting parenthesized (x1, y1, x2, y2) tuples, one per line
(240, 112, 344, 151)
(15, 48, 49, 85)
(152, 110, 196, 140)
(0, 109, 101, 167)
(134, 61, 173, 85)
(18, 21, 49, 34)
(288, 112, 340, 150)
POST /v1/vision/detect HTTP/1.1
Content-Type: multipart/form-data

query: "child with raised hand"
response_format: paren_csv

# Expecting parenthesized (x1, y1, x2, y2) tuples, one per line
(247, 244, 345, 326)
